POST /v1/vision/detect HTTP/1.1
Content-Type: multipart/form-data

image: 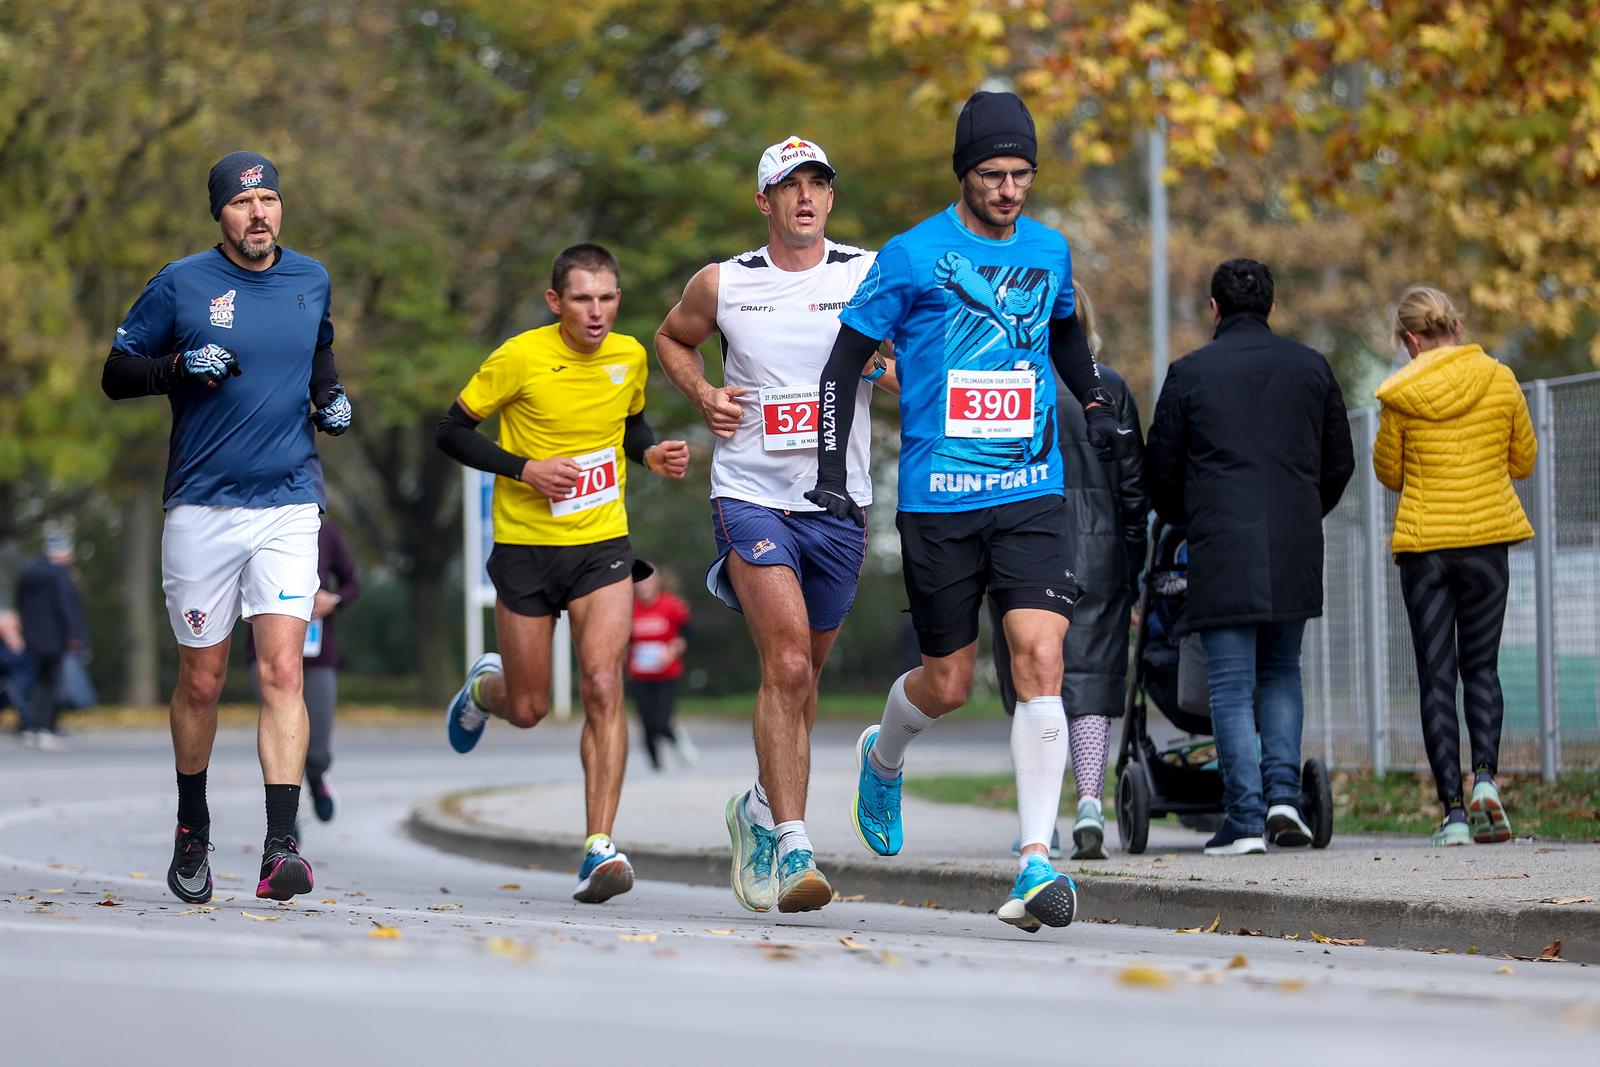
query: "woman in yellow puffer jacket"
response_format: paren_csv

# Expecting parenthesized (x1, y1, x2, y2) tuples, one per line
(1374, 285, 1535, 848)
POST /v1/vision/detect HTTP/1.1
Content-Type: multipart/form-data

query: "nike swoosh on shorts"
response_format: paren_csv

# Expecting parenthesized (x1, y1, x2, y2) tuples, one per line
(278, 590, 312, 600)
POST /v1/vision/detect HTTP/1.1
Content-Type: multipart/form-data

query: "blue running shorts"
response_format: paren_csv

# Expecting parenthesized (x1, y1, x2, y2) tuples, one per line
(707, 498, 867, 634)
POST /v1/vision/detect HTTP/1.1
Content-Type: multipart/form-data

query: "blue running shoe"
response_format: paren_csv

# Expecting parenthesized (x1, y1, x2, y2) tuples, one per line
(852, 725, 903, 857)
(446, 652, 502, 753)
(573, 845, 634, 904)
(996, 856, 1078, 933)
(776, 849, 833, 914)
(725, 792, 778, 912)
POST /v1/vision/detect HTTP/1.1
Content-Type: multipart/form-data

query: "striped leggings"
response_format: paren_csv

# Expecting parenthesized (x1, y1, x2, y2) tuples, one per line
(1397, 544, 1511, 812)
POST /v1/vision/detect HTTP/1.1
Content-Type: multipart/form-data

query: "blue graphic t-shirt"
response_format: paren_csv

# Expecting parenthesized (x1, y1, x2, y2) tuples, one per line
(839, 206, 1075, 513)
(113, 246, 334, 509)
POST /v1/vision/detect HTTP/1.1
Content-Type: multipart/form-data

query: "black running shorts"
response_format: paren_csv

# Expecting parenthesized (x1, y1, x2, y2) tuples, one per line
(487, 537, 636, 617)
(896, 495, 1081, 658)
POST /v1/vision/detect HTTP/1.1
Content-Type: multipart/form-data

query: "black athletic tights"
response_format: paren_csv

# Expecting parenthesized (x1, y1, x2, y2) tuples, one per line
(1397, 544, 1511, 812)
(630, 679, 679, 770)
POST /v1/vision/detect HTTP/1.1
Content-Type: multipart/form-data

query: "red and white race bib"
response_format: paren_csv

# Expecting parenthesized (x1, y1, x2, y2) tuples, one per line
(759, 385, 819, 452)
(944, 369, 1035, 439)
(550, 446, 620, 517)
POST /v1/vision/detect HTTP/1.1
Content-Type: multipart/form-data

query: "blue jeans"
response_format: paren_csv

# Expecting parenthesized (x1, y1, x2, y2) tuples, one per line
(1200, 621, 1307, 837)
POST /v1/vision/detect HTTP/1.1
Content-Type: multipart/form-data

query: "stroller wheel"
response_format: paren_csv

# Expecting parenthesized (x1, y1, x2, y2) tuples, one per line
(1302, 758, 1334, 848)
(1116, 764, 1151, 854)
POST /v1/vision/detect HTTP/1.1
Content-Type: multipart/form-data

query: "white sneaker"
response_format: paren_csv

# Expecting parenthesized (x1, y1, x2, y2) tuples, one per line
(18, 729, 39, 749)
(670, 727, 699, 768)
(1266, 803, 1313, 847)
(34, 731, 70, 752)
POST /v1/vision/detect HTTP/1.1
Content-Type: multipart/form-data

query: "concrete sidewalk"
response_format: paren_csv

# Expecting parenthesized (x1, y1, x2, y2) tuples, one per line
(409, 721, 1600, 963)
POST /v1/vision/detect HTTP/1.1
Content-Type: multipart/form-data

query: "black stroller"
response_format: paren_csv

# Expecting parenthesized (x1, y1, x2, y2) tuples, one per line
(1113, 519, 1334, 853)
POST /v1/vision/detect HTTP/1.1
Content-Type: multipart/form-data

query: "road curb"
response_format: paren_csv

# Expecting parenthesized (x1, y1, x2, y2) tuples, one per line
(407, 800, 1599, 964)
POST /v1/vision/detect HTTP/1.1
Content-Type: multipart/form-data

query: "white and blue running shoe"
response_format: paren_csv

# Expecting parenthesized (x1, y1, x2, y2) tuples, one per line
(852, 726, 903, 857)
(776, 849, 832, 914)
(996, 855, 1078, 933)
(446, 652, 502, 753)
(725, 792, 778, 912)
(573, 845, 634, 904)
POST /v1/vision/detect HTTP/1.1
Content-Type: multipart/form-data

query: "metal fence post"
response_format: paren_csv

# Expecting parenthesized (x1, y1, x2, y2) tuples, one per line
(1531, 380, 1559, 781)
(1357, 409, 1389, 775)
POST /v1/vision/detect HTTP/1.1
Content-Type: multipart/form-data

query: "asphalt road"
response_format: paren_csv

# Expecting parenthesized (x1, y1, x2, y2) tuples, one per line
(1, 723, 1595, 1066)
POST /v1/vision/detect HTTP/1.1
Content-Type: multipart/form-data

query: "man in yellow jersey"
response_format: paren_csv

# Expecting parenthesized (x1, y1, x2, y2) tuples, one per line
(435, 243, 689, 904)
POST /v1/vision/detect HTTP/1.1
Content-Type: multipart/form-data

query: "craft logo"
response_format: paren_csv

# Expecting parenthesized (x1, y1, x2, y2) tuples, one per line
(603, 364, 629, 385)
(239, 164, 264, 189)
(739, 304, 774, 313)
(750, 539, 776, 560)
(183, 609, 207, 636)
(809, 300, 847, 312)
(209, 289, 236, 329)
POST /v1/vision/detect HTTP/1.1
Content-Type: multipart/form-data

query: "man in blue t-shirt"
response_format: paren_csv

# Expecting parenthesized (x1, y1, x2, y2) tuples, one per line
(807, 91, 1139, 934)
(102, 151, 353, 908)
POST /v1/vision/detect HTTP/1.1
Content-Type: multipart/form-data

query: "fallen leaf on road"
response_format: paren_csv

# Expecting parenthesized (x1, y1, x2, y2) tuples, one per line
(1539, 939, 1563, 960)
(240, 911, 279, 922)
(879, 951, 904, 966)
(1227, 954, 1249, 969)
(1189, 971, 1224, 985)
(321, 899, 337, 904)
(1278, 978, 1307, 992)
(1235, 928, 1265, 937)
(427, 903, 463, 911)
(496, 883, 521, 891)
(1282, 934, 1301, 941)
(368, 925, 402, 940)
(219, 874, 239, 882)
(128, 872, 147, 879)
(487, 938, 534, 961)
(763, 943, 800, 961)
(1427, 947, 1454, 954)
(618, 932, 658, 943)
(1310, 931, 1366, 946)
(1496, 966, 1515, 975)
(839, 937, 870, 951)
(40, 888, 65, 894)
(831, 893, 866, 902)
(705, 929, 734, 936)
(95, 900, 122, 908)
(1540, 896, 1594, 906)
(1176, 914, 1221, 935)
(1088, 917, 1119, 925)
(1117, 965, 1172, 989)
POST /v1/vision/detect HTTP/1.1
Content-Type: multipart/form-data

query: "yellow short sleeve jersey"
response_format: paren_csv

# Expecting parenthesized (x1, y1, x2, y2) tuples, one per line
(458, 324, 649, 546)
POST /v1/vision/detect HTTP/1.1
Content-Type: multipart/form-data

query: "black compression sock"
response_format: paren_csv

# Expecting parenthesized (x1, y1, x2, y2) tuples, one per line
(177, 768, 209, 829)
(264, 784, 301, 846)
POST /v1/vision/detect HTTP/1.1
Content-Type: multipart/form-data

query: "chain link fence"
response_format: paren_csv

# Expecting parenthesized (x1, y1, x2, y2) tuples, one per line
(1302, 372, 1600, 778)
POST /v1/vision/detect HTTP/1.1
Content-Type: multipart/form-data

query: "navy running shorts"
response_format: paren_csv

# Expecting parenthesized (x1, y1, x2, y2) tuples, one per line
(707, 498, 867, 634)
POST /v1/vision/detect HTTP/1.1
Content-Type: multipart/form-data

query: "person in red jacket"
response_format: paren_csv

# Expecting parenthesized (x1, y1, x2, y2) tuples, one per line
(628, 570, 693, 771)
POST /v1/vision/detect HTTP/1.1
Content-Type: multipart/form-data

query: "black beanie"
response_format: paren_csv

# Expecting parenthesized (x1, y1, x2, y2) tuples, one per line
(208, 151, 280, 219)
(951, 91, 1037, 178)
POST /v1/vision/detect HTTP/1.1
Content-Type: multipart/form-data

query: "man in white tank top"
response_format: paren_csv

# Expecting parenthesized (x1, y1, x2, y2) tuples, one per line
(655, 136, 896, 915)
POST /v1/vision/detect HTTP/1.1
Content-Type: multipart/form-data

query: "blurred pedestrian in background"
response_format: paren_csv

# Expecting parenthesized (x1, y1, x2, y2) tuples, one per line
(1375, 285, 1535, 847)
(628, 569, 693, 771)
(990, 283, 1147, 860)
(14, 529, 90, 750)
(0, 608, 34, 728)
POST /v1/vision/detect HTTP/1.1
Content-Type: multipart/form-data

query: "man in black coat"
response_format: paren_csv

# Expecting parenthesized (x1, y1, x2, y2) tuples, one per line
(992, 345, 1147, 860)
(1145, 259, 1354, 855)
(14, 532, 90, 748)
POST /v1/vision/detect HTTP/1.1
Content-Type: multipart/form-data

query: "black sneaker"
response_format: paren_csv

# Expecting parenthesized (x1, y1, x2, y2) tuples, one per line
(256, 837, 315, 901)
(307, 773, 338, 823)
(167, 823, 214, 904)
(1266, 803, 1313, 847)
(1203, 825, 1266, 856)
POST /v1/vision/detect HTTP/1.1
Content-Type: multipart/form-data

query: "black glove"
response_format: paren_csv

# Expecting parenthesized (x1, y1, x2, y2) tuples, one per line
(311, 384, 352, 436)
(174, 343, 241, 386)
(803, 487, 865, 528)
(1085, 402, 1138, 461)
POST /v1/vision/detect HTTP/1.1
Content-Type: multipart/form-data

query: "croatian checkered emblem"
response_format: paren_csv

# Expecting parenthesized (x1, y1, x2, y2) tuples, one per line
(183, 609, 207, 636)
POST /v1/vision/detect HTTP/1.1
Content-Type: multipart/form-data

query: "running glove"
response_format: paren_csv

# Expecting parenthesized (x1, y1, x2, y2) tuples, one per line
(803, 486, 865, 528)
(1084, 397, 1139, 461)
(175, 343, 240, 385)
(312, 384, 352, 436)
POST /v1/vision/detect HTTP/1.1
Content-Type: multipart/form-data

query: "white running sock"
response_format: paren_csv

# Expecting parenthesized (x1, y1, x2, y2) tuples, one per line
(869, 672, 933, 779)
(745, 780, 775, 830)
(774, 820, 812, 861)
(584, 832, 615, 856)
(1011, 695, 1069, 853)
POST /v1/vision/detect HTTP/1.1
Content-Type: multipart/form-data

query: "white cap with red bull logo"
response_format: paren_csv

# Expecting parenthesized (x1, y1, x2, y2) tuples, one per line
(756, 136, 836, 191)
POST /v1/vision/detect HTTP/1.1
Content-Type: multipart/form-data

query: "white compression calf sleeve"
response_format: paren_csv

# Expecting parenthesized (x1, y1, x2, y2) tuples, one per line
(1011, 696, 1069, 852)
(870, 671, 934, 775)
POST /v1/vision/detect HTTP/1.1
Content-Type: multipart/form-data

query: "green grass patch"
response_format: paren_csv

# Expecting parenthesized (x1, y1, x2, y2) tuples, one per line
(905, 773, 1111, 816)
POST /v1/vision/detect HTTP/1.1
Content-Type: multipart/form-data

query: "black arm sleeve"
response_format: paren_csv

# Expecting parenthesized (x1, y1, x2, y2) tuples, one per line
(622, 410, 657, 467)
(434, 402, 526, 480)
(814, 324, 881, 491)
(1047, 312, 1106, 406)
(310, 345, 340, 407)
(102, 347, 175, 400)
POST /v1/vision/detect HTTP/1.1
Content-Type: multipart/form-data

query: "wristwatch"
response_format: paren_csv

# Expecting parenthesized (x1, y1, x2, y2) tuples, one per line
(860, 354, 888, 383)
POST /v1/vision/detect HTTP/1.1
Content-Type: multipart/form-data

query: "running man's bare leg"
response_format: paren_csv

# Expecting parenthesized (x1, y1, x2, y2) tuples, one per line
(481, 602, 556, 727)
(252, 613, 311, 785)
(172, 640, 231, 775)
(903, 643, 978, 719)
(567, 579, 634, 837)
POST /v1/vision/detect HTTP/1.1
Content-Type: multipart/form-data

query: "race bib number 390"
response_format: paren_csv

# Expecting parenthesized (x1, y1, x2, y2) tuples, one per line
(759, 385, 819, 452)
(945, 369, 1035, 439)
(550, 446, 620, 517)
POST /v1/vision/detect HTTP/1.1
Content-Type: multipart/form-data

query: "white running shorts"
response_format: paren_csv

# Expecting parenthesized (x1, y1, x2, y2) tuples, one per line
(162, 503, 321, 647)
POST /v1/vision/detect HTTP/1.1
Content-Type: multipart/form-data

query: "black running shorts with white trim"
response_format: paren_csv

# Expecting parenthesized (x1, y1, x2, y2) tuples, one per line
(487, 537, 636, 617)
(897, 495, 1081, 658)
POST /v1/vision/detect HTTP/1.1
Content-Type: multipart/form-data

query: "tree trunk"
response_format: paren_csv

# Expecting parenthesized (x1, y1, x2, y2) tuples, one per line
(120, 491, 161, 706)
(409, 565, 456, 706)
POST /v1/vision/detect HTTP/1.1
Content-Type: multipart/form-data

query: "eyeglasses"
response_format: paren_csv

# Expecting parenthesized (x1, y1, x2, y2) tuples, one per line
(973, 166, 1037, 190)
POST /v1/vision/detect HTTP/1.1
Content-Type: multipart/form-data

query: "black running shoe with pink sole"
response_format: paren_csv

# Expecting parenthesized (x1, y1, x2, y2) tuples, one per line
(167, 823, 214, 904)
(256, 838, 314, 901)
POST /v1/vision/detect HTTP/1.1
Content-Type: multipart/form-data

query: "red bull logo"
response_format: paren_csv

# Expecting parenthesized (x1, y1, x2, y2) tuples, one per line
(239, 164, 264, 188)
(209, 288, 236, 329)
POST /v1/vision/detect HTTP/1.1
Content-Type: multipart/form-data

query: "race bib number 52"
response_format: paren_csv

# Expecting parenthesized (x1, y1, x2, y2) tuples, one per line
(945, 370, 1034, 439)
(759, 385, 819, 452)
(550, 446, 620, 517)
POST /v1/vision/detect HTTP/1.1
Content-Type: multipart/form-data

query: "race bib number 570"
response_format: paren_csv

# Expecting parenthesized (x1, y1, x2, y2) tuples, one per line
(945, 370, 1034, 439)
(550, 446, 620, 517)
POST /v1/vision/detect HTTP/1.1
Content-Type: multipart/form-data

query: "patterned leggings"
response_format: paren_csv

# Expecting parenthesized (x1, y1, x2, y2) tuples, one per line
(1069, 714, 1111, 799)
(1398, 544, 1510, 812)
